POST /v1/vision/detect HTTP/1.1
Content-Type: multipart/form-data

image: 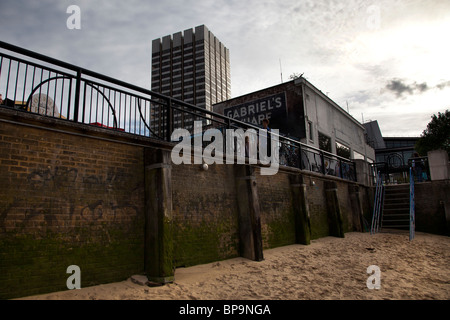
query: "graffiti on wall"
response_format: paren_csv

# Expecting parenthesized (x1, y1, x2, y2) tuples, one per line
(0, 165, 143, 235)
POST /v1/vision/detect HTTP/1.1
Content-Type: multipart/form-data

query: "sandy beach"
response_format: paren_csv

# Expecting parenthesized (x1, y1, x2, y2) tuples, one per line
(18, 232, 449, 300)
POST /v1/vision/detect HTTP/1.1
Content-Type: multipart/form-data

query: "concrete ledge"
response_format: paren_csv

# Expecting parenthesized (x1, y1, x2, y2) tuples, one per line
(0, 107, 174, 151)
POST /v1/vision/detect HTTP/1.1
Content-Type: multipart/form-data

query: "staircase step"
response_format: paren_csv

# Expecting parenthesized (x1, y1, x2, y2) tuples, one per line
(384, 207, 409, 210)
(385, 184, 410, 189)
(384, 191, 410, 196)
(384, 196, 410, 201)
(382, 225, 409, 228)
(384, 194, 409, 199)
(384, 204, 409, 209)
(383, 209, 410, 214)
(380, 228, 409, 233)
(385, 191, 410, 195)
(371, 183, 414, 235)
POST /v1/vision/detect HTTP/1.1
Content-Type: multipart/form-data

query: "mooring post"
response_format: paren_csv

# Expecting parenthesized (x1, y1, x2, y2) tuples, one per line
(144, 148, 174, 283)
(349, 184, 364, 232)
(289, 174, 311, 245)
(325, 181, 345, 238)
(234, 164, 264, 261)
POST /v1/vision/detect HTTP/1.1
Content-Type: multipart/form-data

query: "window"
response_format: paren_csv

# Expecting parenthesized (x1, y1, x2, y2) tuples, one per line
(318, 132, 331, 153)
(308, 121, 313, 141)
(336, 142, 351, 159)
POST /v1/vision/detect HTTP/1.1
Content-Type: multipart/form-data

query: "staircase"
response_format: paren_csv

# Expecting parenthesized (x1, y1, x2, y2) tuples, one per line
(381, 184, 410, 232)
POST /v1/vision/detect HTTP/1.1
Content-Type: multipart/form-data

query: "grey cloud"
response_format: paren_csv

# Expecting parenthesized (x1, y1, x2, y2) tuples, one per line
(436, 80, 450, 90)
(385, 79, 429, 98)
(385, 78, 450, 98)
(415, 82, 429, 93)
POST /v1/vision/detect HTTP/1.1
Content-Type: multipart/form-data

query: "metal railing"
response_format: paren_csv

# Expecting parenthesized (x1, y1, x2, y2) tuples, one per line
(409, 167, 415, 241)
(0, 40, 356, 181)
(408, 156, 429, 183)
(370, 170, 384, 234)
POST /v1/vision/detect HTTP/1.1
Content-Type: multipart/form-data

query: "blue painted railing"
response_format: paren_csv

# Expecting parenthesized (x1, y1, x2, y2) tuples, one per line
(409, 167, 415, 241)
(371, 171, 384, 234)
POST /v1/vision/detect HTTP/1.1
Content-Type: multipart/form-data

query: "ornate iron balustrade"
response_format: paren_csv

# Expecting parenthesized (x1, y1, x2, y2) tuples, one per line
(0, 41, 356, 181)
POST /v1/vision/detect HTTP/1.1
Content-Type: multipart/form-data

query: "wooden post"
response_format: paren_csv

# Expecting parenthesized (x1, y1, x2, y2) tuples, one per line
(325, 181, 345, 238)
(234, 164, 264, 261)
(144, 148, 174, 283)
(349, 184, 364, 232)
(289, 174, 311, 245)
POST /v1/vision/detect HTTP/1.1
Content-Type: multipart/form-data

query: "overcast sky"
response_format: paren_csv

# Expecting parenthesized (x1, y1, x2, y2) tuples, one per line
(1, 0, 449, 137)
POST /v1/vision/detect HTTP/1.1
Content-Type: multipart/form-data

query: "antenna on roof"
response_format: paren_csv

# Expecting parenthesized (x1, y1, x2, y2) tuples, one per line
(279, 58, 283, 83)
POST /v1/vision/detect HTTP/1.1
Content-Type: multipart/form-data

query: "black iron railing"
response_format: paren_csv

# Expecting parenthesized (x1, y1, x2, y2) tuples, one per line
(0, 41, 356, 181)
(371, 156, 429, 185)
(408, 156, 430, 183)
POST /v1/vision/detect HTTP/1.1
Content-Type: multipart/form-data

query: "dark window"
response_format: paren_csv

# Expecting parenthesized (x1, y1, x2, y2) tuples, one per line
(308, 121, 313, 141)
(336, 142, 351, 159)
(319, 132, 332, 153)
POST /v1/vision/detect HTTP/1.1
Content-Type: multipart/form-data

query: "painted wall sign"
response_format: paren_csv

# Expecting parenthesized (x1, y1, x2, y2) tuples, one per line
(223, 92, 287, 125)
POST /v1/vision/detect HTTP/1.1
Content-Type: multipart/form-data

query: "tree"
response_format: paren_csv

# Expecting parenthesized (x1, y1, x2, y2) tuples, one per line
(415, 109, 450, 157)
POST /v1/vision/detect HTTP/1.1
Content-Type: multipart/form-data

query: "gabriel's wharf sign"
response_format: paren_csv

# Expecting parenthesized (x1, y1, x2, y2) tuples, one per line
(224, 92, 287, 125)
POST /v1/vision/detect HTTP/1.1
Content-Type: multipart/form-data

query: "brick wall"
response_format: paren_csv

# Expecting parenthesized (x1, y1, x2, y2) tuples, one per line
(256, 170, 296, 249)
(0, 114, 146, 299)
(0, 108, 374, 299)
(171, 163, 240, 267)
(301, 176, 330, 239)
(336, 181, 352, 232)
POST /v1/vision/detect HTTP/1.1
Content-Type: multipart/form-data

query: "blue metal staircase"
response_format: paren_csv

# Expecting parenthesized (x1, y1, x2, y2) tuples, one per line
(370, 168, 415, 240)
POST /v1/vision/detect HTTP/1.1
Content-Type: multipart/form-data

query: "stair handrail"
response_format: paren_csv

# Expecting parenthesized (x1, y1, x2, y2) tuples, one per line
(370, 171, 379, 234)
(409, 167, 415, 241)
(371, 171, 383, 234)
(378, 184, 386, 233)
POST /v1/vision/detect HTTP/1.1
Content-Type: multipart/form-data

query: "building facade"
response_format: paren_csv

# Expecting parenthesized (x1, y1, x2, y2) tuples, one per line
(364, 120, 426, 183)
(151, 25, 231, 115)
(213, 77, 375, 163)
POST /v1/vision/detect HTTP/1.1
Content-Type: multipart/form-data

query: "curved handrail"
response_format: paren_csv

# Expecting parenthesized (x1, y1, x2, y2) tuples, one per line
(85, 82, 118, 129)
(25, 75, 71, 115)
(136, 98, 164, 140)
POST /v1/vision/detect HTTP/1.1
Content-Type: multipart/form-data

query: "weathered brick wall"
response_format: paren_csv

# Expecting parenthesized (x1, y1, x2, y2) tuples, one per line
(256, 170, 296, 249)
(291, 173, 368, 239)
(0, 117, 146, 299)
(302, 176, 330, 239)
(336, 181, 352, 232)
(0, 108, 375, 299)
(171, 163, 240, 267)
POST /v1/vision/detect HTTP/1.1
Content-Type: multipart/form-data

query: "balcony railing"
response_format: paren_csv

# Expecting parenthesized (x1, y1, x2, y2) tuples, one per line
(0, 40, 356, 181)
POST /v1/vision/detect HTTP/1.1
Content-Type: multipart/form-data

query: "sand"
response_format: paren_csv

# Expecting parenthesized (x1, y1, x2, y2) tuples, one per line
(18, 232, 449, 300)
